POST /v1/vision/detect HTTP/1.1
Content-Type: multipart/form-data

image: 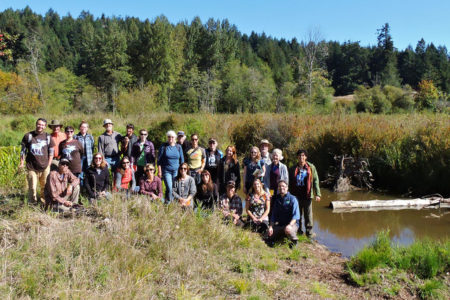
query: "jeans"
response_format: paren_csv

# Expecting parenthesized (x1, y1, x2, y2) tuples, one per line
(162, 169, 177, 204)
(105, 156, 120, 172)
(79, 156, 88, 186)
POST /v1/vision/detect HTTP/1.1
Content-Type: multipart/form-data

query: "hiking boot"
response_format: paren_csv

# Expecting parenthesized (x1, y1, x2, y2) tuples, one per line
(306, 232, 316, 238)
(289, 240, 298, 249)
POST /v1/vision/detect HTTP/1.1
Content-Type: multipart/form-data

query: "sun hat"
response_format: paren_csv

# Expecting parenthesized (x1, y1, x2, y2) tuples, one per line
(48, 120, 63, 128)
(103, 119, 113, 126)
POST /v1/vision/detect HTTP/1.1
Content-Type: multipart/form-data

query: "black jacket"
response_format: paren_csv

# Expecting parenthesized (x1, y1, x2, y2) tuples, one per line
(85, 166, 110, 198)
(217, 158, 241, 194)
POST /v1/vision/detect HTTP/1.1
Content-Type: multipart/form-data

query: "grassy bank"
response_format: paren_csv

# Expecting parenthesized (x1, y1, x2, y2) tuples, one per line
(1, 113, 449, 196)
(347, 231, 449, 299)
(0, 196, 448, 299)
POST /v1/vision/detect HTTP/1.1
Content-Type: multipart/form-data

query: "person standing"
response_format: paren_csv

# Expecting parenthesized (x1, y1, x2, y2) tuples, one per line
(59, 126, 84, 177)
(263, 148, 289, 196)
(176, 131, 191, 160)
(19, 118, 55, 205)
(217, 145, 241, 195)
(120, 124, 138, 160)
(243, 146, 265, 195)
(44, 158, 80, 212)
(48, 120, 66, 169)
(74, 121, 95, 184)
(98, 119, 122, 171)
(268, 180, 300, 246)
(186, 133, 206, 185)
(259, 139, 272, 166)
(204, 138, 222, 183)
(289, 149, 321, 238)
(157, 130, 184, 203)
(130, 129, 155, 183)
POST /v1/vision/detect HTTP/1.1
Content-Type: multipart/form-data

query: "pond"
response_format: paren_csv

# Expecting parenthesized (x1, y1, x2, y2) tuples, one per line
(313, 189, 450, 257)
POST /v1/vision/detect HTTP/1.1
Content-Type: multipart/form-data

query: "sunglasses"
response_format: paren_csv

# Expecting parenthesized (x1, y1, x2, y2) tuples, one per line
(147, 169, 155, 172)
(94, 157, 102, 160)
(180, 167, 188, 170)
(122, 162, 130, 164)
(65, 130, 74, 133)
(191, 138, 198, 141)
(140, 133, 148, 136)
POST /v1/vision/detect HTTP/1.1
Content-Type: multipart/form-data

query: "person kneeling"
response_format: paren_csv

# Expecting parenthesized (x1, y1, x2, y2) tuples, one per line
(115, 156, 139, 198)
(268, 180, 300, 246)
(139, 163, 162, 201)
(45, 158, 80, 212)
(218, 180, 244, 227)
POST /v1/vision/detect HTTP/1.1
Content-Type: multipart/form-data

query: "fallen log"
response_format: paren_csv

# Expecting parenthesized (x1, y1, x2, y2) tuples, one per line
(330, 197, 450, 212)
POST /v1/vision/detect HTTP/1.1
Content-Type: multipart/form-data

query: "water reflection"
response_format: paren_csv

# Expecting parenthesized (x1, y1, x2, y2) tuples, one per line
(314, 189, 450, 257)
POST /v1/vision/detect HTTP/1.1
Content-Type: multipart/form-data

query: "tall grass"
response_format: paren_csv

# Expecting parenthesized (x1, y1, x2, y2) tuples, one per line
(0, 195, 307, 298)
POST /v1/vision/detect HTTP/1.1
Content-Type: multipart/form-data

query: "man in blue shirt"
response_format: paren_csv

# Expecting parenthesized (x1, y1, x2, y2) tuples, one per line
(268, 180, 300, 245)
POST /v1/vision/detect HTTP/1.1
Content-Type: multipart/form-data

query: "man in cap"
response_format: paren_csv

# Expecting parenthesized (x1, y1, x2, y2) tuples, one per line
(44, 158, 80, 212)
(260, 139, 272, 166)
(49, 120, 66, 168)
(218, 180, 244, 226)
(19, 118, 55, 205)
(98, 119, 122, 171)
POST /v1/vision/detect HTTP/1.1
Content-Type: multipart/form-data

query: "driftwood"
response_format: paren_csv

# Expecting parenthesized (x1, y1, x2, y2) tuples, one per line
(331, 197, 450, 212)
(322, 155, 374, 192)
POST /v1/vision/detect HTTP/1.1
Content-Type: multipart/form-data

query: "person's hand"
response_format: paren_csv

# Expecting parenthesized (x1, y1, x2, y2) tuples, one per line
(197, 169, 202, 174)
(315, 196, 321, 202)
(99, 191, 106, 197)
(268, 226, 273, 236)
(64, 200, 73, 207)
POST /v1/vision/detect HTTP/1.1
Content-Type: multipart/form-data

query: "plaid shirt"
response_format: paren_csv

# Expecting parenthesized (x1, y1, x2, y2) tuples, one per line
(219, 194, 243, 216)
(75, 133, 95, 166)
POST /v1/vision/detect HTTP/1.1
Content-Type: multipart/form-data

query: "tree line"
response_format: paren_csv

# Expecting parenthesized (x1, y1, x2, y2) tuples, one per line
(0, 6, 449, 114)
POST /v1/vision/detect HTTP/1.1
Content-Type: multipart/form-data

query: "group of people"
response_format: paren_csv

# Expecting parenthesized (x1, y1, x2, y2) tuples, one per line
(20, 117, 321, 244)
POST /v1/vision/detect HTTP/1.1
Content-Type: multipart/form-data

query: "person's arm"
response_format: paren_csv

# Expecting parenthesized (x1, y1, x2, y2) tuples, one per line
(312, 165, 321, 201)
(186, 177, 197, 203)
(115, 171, 122, 190)
(245, 195, 256, 221)
(172, 180, 181, 200)
(260, 194, 271, 221)
(98, 136, 104, 154)
(260, 163, 266, 178)
(290, 196, 300, 226)
(157, 177, 163, 199)
(130, 170, 137, 191)
(84, 171, 96, 198)
(242, 165, 247, 194)
(103, 168, 110, 192)
(19, 134, 28, 169)
(281, 164, 289, 185)
(130, 142, 137, 165)
(263, 163, 271, 194)
(199, 148, 206, 172)
(149, 142, 156, 164)
(179, 146, 184, 164)
(213, 183, 219, 203)
(235, 161, 241, 190)
(47, 139, 55, 168)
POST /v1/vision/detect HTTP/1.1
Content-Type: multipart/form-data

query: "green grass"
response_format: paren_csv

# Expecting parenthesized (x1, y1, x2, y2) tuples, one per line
(310, 281, 334, 298)
(418, 279, 447, 300)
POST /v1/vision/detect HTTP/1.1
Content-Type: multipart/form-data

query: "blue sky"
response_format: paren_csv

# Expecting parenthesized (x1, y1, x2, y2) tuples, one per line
(1, 0, 449, 50)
